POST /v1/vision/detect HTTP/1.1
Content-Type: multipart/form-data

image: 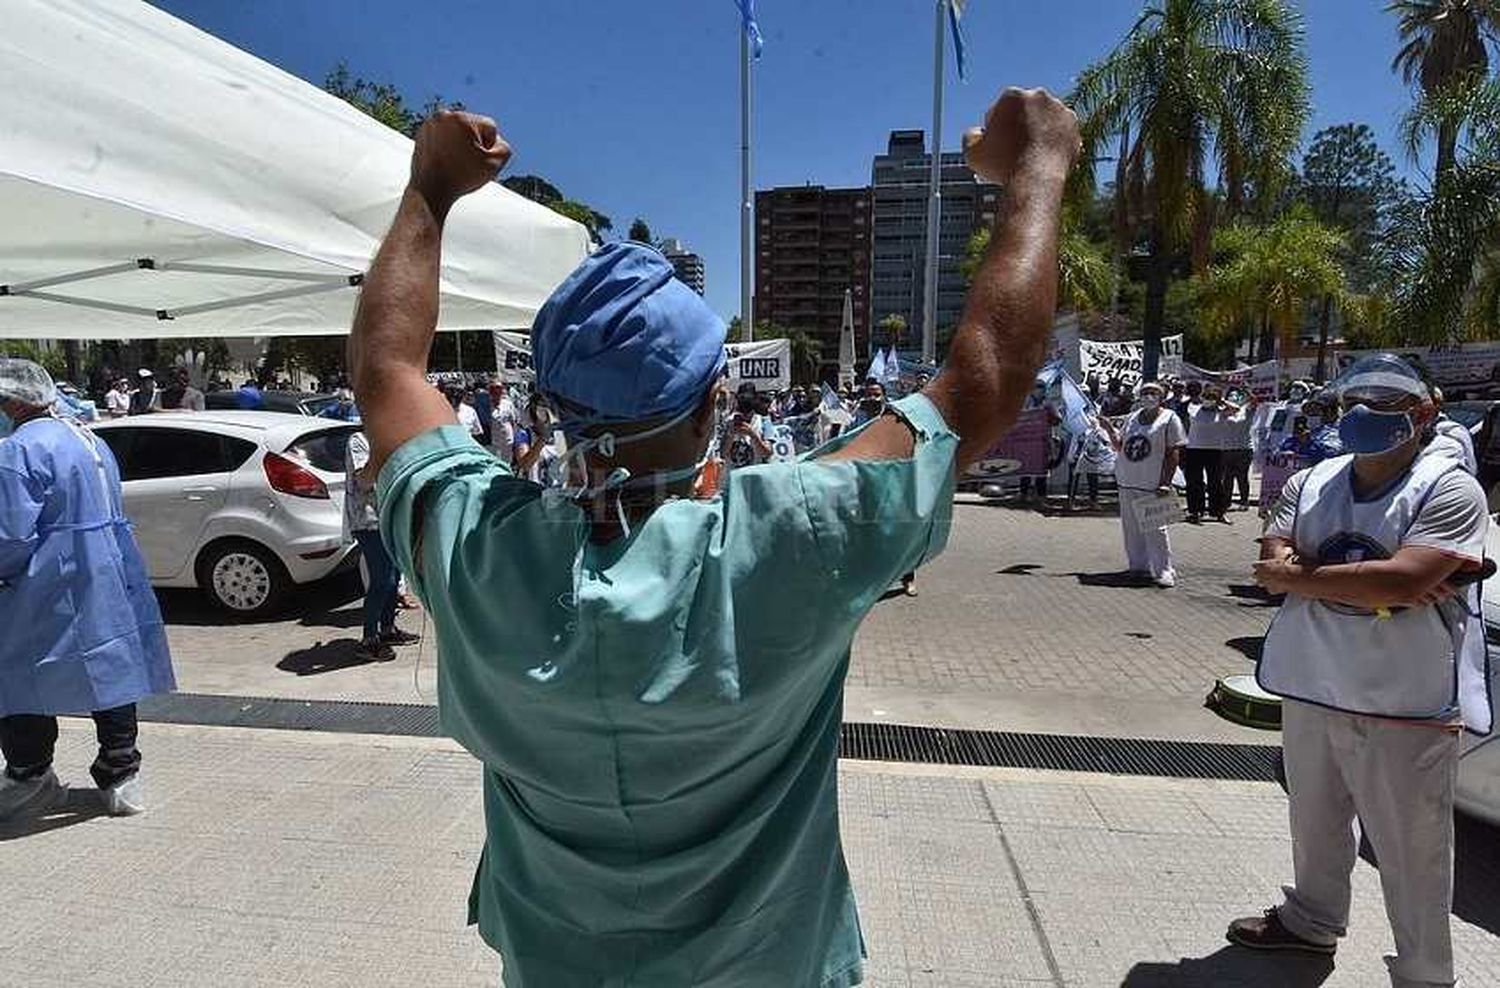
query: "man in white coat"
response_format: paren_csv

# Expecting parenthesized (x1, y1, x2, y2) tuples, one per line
(1104, 380, 1187, 588)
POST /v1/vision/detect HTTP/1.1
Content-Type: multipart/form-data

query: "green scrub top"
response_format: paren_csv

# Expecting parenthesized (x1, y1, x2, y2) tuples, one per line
(379, 394, 957, 987)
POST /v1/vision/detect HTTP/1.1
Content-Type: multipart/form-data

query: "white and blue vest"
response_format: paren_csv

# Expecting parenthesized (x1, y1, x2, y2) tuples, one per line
(1259, 454, 1492, 733)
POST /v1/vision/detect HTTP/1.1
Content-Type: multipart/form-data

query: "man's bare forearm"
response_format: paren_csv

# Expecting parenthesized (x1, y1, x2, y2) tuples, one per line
(351, 189, 443, 389)
(924, 159, 1069, 470)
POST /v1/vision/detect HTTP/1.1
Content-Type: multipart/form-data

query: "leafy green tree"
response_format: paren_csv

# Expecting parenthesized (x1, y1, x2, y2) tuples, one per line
(323, 62, 459, 136)
(1387, 0, 1500, 182)
(628, 218, 655, 245)
(1195, 208, 1348, 363)
(503, 175, 614, 241)
(962, 225, 1113, 313)
(1384, 77, 1500, 342)
(1299, 124, 1409, 373)
(876, 313, 908, 350)
(1070, 0, 1311, 379)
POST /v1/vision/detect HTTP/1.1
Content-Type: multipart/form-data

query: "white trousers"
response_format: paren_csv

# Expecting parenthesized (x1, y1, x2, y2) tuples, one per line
(1277, 700, 1461, 988)
(1118, 487, 1174, 582)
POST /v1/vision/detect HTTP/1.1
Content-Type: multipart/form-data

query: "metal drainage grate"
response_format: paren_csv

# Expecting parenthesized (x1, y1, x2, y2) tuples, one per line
(125, 692, 1281, 783)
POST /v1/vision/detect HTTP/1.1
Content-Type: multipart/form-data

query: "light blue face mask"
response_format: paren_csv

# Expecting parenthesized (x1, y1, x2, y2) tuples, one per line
(1337, 403, 1414, 455)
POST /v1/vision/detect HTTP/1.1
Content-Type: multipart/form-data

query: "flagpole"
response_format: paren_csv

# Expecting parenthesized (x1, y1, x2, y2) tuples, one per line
(740, 26, 754, 344)
(921, 0, 945, 366)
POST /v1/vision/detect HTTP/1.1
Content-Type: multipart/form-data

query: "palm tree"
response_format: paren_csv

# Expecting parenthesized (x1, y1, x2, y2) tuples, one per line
(1196, 208, 1348, 366)
(1388, 0, 1500, 182)
(1384, 75, 1500, 341)
(1070, 0, 1311, 379)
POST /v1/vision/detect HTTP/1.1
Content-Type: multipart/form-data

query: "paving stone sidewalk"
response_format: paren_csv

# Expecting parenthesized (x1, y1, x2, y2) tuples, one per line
(4, 722, 1496, 988)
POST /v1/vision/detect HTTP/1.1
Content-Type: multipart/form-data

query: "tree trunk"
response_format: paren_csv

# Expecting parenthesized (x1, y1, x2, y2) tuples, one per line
(62, 340, 80, 383)
(1315, 293, 1334, 382)
(1257, 312, 1275, 365)
(1142, 247, 1168, 381)
(1436, 122, 1459, 191)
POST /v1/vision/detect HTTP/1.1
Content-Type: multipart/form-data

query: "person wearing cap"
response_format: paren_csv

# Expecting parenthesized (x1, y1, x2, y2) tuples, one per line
(1101, 380, 1188, 587)
(1228, 354, 1490, 987)
(127, 368, 159, 416)
(104, 377, 131, 418)
(1424, 386, 1478, 476)
(348, 90, 1078, 987)
(0, 358, 175, 821)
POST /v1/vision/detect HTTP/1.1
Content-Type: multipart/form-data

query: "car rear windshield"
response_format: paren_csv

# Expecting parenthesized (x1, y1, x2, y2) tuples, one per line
(285, 426, 357, 473)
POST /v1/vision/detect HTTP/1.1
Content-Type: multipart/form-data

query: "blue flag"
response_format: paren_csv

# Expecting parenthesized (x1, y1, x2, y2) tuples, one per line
(735, 0, 764, 59)
(947, 0, 967, 80)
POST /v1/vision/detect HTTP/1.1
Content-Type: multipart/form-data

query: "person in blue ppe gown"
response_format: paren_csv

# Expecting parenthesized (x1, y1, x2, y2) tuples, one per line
(0, 359, 175, 821)
(348, 90, 1080, 987)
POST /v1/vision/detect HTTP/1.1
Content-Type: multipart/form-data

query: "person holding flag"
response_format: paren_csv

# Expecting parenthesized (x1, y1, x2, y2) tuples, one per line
(348, 87, 1079, 987)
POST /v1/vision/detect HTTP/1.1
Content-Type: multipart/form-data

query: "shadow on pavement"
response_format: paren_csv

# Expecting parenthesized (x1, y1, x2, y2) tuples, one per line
(156, 570, 364, 627)
(1226, 583, 1282, 608)
(997, 563, 1042, 575)
(277, 639, 377, 676)
(1225, 636, 1265, 663)
(1072, 570, 1157, 589)
(1119, 946, 1334, 987)
(0, 788, 107, 842)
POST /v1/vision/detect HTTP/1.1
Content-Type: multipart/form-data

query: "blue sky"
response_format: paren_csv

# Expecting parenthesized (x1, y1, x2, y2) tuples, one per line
(152, 1, 1424, 321)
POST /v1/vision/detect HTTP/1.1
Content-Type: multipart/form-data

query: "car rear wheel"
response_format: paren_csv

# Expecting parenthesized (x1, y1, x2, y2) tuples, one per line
(197, 539, 289, 617)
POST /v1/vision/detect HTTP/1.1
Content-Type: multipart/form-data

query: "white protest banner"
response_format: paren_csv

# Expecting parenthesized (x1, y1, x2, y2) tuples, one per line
(1079, 335, 1183, 390)
(725, 339, 792, 392)
(492, 332, 793, 394)
(1132, 493, 1188, 529)
(493, 330, 535, 384)
(1179, 359, 1281, 401)
(1335, 342, 1500, 391)
(768, 425, 797, 463)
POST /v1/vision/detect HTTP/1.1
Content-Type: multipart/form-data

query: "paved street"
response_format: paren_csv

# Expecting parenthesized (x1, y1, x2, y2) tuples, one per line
(157, 496, 1278, 742)
(10, 496, 1498, 987)
(4, 722, 1498, 988)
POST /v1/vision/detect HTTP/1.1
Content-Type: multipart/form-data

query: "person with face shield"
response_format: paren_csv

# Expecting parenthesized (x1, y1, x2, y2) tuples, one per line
(1228, 354, 1490, 987)
(0, 359, 175, 821)
(1424, 386, 1479, 475)
(1101, 381, 1187, 586)
(348, 90, 1079, 987)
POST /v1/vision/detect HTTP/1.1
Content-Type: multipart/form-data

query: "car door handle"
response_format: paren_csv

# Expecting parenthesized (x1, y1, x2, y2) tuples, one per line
(181, 485, 217, 501)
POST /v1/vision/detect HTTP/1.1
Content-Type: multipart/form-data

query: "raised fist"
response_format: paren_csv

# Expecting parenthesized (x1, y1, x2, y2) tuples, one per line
(410, 110, 512, 211)
(962, 88, 1079, 186)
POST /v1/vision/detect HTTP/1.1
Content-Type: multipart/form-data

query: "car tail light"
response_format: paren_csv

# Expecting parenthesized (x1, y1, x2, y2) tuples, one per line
(263, 452, 330, 499)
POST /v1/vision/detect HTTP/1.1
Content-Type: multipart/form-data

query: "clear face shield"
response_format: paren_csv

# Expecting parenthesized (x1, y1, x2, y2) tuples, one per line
(1330, 356, 1430, 456)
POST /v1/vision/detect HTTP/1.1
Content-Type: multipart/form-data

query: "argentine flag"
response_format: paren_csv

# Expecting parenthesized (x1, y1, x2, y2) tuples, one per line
(735, 0, 764, 59)
(948, 0, 968, 80)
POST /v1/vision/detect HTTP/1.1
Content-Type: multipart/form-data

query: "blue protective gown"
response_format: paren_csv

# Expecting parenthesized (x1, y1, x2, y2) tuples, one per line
(0, 417, 175, 717)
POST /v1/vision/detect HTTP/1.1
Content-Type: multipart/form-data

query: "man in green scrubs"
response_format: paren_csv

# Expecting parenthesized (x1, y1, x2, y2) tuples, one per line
(350, 88, 1078, 987)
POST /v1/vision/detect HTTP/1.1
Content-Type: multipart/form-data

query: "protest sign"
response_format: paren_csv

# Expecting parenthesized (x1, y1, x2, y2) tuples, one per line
(1078, 335, 1183, 390)
(492, 333, 793, 393)
(1179, 360, 1281, 401)
(1132, 493, 1188, 529)
(1335, 342, 1500, 391)
(965, 408, 1050, 479)
(725, 339, 792, 392)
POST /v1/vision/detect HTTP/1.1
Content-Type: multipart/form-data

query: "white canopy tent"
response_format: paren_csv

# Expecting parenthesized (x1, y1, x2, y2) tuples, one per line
(0, 0, 590, 340)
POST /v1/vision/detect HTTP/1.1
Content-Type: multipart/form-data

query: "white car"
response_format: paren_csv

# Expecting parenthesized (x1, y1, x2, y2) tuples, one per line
(93, 411, 358, 616)
(1456, 515, 1500, 825)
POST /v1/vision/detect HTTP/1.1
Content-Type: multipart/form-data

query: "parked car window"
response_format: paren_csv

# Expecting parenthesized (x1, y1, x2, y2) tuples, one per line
(285, 427, 357, 473)
(104, 428, 255, 481)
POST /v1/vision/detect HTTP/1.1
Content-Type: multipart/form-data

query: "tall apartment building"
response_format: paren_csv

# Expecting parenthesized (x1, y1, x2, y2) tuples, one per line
(869, 130, 1001, 353)
(752, 185, 872, 377)
(659, 238, 706, 295)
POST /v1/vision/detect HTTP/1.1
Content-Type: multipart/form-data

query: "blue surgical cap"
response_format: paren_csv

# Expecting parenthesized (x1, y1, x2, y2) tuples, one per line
(531, 242, 728, 429)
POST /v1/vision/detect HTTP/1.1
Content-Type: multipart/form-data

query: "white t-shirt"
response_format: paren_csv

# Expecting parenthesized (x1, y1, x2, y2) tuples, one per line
(1114, 407, 1188, 491)
(456, 402, 483, 436)
(105, 389, 130, 417)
